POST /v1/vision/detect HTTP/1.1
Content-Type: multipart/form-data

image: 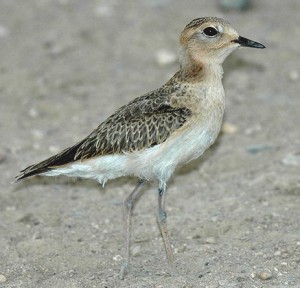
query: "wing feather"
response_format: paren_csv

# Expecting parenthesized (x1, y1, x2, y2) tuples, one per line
(15, 88, 192, 181)
(74, 93, 191, 159)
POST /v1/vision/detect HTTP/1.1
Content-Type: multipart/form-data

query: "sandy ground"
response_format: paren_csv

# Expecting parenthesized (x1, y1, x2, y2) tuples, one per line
(1, 0, 300, 287)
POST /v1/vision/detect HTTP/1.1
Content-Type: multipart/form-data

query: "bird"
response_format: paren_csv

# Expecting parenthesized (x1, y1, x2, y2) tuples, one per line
(15, 17, 265, 279)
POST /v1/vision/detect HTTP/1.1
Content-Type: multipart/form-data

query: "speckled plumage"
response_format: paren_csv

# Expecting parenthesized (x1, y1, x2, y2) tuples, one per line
(16, 81, 193, 180)
(15, 17, 265, 279)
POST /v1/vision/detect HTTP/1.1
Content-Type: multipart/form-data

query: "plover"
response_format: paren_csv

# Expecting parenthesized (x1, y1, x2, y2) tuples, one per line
(16, 17, 265, 279)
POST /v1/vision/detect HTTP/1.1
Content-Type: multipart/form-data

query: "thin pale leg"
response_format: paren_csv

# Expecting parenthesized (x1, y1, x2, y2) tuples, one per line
(119, 179, 145, 280)
(157, 184, 175, 271)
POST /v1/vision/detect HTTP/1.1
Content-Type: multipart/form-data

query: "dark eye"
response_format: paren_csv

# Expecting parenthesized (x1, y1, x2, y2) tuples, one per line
(203, 27, 218, 37)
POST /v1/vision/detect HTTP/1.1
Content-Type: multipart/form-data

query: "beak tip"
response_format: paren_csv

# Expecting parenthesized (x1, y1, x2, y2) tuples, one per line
(234, 36, 266, 49)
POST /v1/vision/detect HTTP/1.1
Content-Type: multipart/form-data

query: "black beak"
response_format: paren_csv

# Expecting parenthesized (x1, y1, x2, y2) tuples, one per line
(233, 36, 266, 49)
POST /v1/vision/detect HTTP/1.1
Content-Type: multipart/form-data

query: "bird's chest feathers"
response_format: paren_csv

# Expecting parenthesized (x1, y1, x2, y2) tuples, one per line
(167, 82, 225, 164)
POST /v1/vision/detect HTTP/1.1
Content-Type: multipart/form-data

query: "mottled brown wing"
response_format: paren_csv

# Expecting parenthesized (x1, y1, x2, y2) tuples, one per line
(74, 92, 191, 159)
(15, 89, 191, 181)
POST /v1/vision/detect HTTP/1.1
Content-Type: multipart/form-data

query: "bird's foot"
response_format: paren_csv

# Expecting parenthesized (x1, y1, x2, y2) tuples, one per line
(119, 260, 129, 280)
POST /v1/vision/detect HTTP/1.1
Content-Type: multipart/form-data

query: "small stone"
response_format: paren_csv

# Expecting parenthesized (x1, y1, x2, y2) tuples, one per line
(218, 280, 227, 286)
(246, 144, 277, 155)
(174, 243, 187, 253)
(69, 269, 75, 276)
(274, 250, 281, 256)
(31, 129, 44, 140)
(95, 4, 114, 17)
(131, 245, 141, 257)
(281, 153, 300, 167)
(257, 270, 273, 280)
(218, 0, 251, 10)
(288, 69, 299, 82)
(280, 262, 288, 267)
(0, 275, 7, 283)
(205, 237, 216, 244)
(113, 255, 122, 262)
(33, 143, 41, 150)
(222, 122, 238, 134)
(155, 49, 177, 66)
(144, 0, 171, 7)
(236, 276, 246, 282)
(0, 25, 9, 38)
(48, 145, 60, 153)
(91, 222, 99, 229)
(18, 213, 40, 226)
(28, 108, 39, 118)
(296, 241, 300, 246)
(0, 151, 6, 164)
(245, 124, 261, 135)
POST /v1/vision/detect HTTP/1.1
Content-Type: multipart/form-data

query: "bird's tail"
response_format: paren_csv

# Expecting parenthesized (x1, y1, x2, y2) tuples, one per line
(14, 139, 86, 182)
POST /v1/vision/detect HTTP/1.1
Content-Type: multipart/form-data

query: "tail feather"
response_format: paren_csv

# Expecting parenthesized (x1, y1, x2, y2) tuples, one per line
(15, 139, 86, 182)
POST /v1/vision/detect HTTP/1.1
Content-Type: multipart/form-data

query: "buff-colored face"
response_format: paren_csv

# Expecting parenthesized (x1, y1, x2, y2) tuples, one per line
(180, 17, 265, 64)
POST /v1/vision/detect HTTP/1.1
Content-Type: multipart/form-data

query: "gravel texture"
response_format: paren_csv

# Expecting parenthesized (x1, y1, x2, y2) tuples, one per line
(1, 0, 300, 287)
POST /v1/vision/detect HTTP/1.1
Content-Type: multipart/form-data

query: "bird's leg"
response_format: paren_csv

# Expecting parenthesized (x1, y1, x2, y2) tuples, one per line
(119, 179, 145, 280)
(157, 184, 175, 272)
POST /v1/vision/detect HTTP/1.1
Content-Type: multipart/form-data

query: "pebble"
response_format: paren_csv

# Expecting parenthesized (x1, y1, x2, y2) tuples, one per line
(222, 122, 238, 134)
(33, 143, 41, 150)
(48, 145, 60, 153)
(0, 25, 9, 38)
(257, 270, 273, 280)
(0, 151, 6, 164)
(144, 0, 171, 7)
(31, 129, 44, 140)
(155, 49, 177, 66)
(281, 153, 300, 167)
(205, 237, 217, 244)
(174, 243, 187, 253)
(288, 69, 299, 82)
(95, 4, 114, 17)
(274, 250, 281, 256)
(246, 144, 277, 155)
(131, 245, 141, 257)
(113, 255, 122, 262)
(218, 0, 251, 10)
(91, 222, 99, 229)
(218, 280, 227, 286)
(245, 124, 261, 135)
(28, 108, 39, 118)
(0, 275, 7, 283)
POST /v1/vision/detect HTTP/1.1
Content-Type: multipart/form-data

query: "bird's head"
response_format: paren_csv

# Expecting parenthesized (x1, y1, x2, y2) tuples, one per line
(179, 17, 265, 66)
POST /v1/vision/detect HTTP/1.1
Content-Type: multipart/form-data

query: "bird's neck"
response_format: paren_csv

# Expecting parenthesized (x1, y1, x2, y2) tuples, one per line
(177, 47, 224, 84)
